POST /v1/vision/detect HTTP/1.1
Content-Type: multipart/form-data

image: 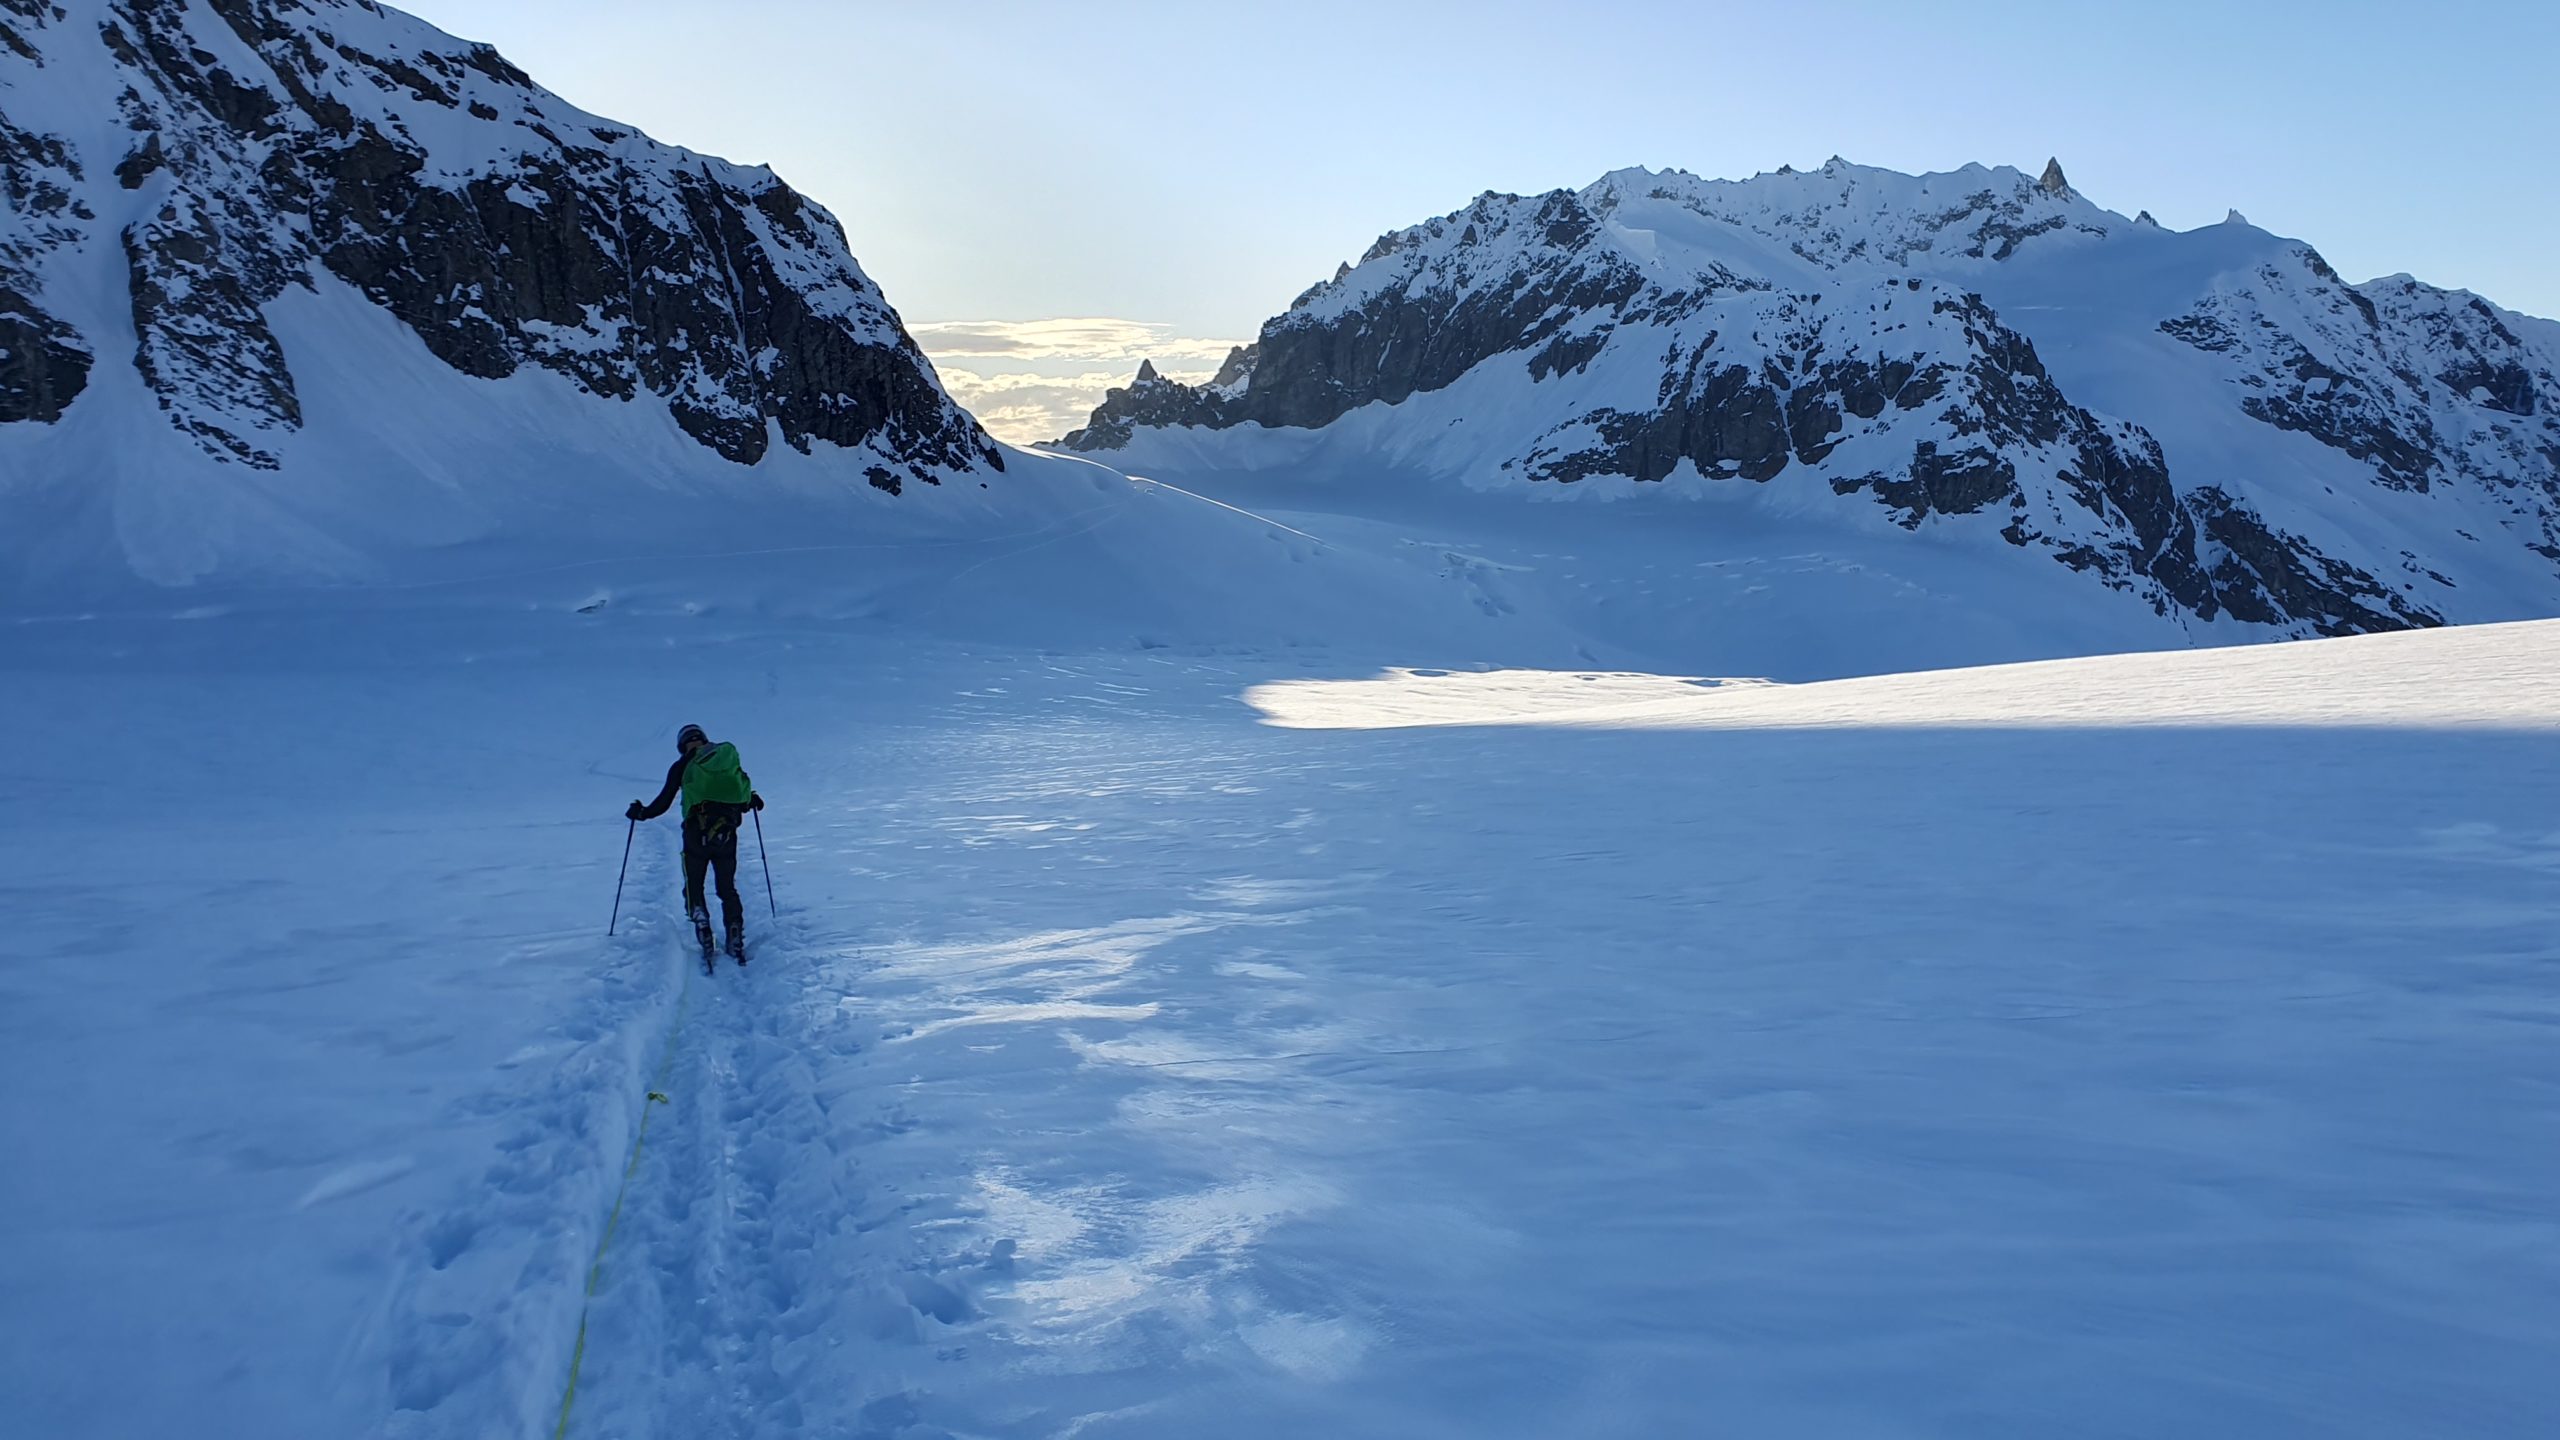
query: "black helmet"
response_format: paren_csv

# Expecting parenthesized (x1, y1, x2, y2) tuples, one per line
(675, 723, 708, 753)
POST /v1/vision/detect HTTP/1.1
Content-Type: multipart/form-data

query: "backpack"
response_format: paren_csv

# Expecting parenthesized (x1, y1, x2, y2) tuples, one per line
(680, 741, 753, 813)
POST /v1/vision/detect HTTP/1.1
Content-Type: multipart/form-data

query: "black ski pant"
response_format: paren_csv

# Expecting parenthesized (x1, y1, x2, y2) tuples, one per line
(682, 809, 744, 936)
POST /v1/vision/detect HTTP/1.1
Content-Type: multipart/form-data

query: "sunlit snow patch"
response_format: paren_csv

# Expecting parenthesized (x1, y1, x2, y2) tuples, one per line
(1247, 621, 2560, 732)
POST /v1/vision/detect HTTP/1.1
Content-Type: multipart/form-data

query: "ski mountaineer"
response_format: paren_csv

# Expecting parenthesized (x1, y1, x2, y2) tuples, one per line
(626, 724, 764, 962)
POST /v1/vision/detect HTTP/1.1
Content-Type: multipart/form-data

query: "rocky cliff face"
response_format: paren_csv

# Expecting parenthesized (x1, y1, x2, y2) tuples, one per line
(1, 0, 997, 491)
(1065, 160, 2560, 638)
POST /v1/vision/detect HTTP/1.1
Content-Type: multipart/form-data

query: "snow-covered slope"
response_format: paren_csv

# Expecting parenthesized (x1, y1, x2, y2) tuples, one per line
(1063, 159, 2560, 641)
(0, 0, 1018, 596)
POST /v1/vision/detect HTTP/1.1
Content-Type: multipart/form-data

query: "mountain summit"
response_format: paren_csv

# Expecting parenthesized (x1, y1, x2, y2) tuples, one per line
(1062, 160, 2560, 640)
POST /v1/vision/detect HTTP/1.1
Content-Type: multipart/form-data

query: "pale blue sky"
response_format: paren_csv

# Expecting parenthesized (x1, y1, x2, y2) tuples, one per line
(396, 0, 2556, 437)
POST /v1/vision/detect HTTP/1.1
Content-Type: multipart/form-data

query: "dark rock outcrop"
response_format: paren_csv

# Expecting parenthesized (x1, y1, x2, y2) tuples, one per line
(1061, 357, 1227, 451)
(0, 284, 91, 422)
(2, 10, 98, 427)
(1246, 191, 1652, 432)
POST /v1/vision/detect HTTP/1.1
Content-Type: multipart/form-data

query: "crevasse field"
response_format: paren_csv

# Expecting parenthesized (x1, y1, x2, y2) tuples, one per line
(5, 466, 2558, 1439)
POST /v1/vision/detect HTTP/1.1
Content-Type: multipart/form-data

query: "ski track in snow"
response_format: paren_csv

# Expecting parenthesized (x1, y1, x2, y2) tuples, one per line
(549, 682, 1413, 1440)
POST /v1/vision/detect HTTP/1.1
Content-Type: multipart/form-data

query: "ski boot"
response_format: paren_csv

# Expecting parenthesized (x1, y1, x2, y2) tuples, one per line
(691, 905, 717, 971)
(725, 923, 747, 965)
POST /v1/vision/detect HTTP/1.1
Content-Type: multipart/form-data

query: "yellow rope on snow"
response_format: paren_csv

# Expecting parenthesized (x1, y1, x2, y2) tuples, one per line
(551, 962, 694, 1440)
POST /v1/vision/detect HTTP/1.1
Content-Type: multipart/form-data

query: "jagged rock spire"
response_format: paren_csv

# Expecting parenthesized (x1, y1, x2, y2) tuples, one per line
(1134, 358, 1162, 385)
(2039, 157, 2071, 198)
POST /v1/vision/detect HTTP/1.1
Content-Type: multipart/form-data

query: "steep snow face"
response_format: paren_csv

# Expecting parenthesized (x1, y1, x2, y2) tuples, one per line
(0, 0, 1001, 592)
(1063, 159, 2560, 640)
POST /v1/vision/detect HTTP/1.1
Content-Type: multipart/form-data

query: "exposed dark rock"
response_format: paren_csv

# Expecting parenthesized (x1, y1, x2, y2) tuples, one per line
(307, 125, 525, 382)
(1060, 359, 1229, 450)
(335, 42, 458, 107)
(1570, 359, 1791, 483)
(2157, 312, 2236, 352)
(459, 42, 534, 89)
(2189, 486, 2438, 633)
(1875, 441, 2018, 522)
(0, 285, 92, 422)
(1208, 344, 1254, 388)
(1528, 328, 1608, 381)
(1249, 216, 1647, 430)
(116, 131, 165, 187)
(2441, 356, 2536, 416)
(1785, 385, 1842, 463)
(2239, 385, 2441, 492)
(2038, 157, 2070, 198)
(1, 110, 85, 231)
(107, 9, 283, 140)
(123, 190, 299, 467)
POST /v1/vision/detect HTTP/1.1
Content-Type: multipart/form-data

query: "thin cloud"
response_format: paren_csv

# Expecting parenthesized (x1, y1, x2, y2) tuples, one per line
(911, 318, 1244, 367)
(936, 368, 1135, 394)
(914, 318, 1247, 443)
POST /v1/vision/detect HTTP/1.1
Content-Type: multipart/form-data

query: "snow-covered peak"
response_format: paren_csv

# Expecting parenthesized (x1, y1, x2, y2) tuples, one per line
(1280, 157, 2141, 339)
(1579, 157, 2127, 276)
(1062, 154, 2560, 645)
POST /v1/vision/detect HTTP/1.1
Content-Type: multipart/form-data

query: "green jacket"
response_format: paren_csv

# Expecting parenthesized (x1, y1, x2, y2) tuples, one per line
(638, 741, 755, 821)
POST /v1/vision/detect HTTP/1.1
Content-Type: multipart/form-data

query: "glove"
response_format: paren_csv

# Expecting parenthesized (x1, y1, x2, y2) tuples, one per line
(748, 793, 765, 812)
(625, 801, 647, 821)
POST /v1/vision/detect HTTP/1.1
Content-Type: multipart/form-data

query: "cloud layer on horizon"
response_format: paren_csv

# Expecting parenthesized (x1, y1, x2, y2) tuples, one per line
(913, 318, 1246, 444)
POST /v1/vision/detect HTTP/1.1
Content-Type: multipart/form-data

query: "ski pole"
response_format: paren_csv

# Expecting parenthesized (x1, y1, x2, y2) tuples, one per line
(753, 810, 777, 919)
(607, 817, 636, 936)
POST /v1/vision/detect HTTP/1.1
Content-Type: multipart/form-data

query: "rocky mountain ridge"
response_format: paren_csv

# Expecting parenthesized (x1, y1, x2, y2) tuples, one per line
(1, 0, 996, 510)
(1064, 158, 2560, 638)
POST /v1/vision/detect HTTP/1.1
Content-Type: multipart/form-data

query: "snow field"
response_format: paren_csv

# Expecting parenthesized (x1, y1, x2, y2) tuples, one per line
(6, 608, 2558, 1437)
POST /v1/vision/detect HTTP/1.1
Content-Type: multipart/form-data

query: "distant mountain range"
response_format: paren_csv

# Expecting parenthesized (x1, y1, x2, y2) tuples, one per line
(1061, 158, 2560, 638)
